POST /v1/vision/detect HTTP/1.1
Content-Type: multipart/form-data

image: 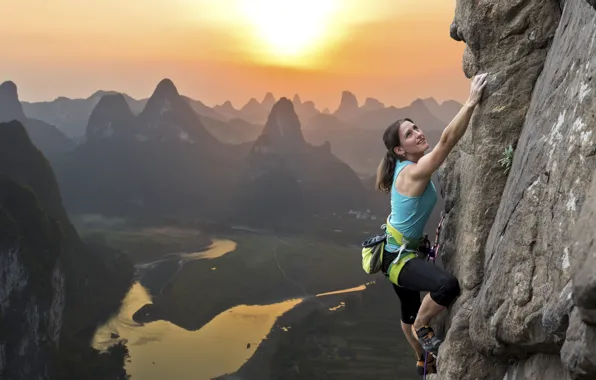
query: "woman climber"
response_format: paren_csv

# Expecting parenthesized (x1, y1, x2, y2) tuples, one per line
(375, 72, 488, 375)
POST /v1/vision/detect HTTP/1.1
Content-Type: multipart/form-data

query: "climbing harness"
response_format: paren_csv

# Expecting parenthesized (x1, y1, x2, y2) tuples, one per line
(383, 219, 420, 286)
(360, 213, 447, 379)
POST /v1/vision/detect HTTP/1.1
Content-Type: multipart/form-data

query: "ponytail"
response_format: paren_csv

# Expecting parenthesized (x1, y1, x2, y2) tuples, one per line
(376, 117, 410, 193)
(375, 151, 398, 193)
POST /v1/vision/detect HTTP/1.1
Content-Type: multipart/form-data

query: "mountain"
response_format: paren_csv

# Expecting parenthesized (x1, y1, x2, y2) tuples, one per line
(181, 95, 227, 121)
(303, 99, 446, 175)
(233, 98, 368, 229)
(261, 92, 276, 110)
(239, 97, 270, 124)
(21, 89, 229, 140)
(420, 97, 463, 124)
(21, 90, 145, 139)
(199, 115, 262, 144)
(86, 93, 137, 140)
(288, 94, 321, 124)
(55, 78, 236, 219)
(361, 97, 385, 113)
(213, 100, 242, 120)
(0, 120, 133, 379)
(333, 91, 360, 121)
(0, 81, 74, 162)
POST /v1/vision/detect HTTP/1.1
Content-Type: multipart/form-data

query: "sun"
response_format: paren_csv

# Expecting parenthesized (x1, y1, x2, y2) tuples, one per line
(239, 0, 341, 66)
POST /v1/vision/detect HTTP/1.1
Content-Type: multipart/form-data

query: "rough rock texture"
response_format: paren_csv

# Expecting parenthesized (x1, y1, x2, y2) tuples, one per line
(436, 0, 596, 379)
(562, 165, 596, 378)
(0, 177, 65, 380)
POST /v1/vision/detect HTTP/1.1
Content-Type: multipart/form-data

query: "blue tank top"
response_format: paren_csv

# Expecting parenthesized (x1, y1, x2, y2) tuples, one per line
(386, 160, 437, 252)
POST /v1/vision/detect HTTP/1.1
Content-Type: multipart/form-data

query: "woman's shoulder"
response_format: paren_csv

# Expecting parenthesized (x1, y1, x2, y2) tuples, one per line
(396, 160, 415, 169)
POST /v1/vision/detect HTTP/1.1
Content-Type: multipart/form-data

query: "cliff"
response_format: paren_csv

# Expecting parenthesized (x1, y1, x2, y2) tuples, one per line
(0, 121, 133, 379)
(435, 0, 596, 379)
(0, 176, 64, 379)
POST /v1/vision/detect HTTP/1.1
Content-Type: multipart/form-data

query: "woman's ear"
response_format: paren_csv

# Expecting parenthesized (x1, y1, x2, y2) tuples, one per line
(393, 146, 404, 156)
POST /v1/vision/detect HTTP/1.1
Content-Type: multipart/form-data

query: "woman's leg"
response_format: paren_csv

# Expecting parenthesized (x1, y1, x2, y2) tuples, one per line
(396, 258, 461, 353)
(391, 283, 424, 357)
(391, 283, 437, 375)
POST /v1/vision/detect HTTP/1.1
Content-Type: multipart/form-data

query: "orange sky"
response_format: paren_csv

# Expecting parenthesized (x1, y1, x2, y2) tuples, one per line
(1, 0, 468, 110)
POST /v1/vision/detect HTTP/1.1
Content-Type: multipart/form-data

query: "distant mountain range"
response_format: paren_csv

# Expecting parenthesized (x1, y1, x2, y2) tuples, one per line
(2, 77, 458, 232)
(14, 80, 462, 175)
(31, 78, 370, 230)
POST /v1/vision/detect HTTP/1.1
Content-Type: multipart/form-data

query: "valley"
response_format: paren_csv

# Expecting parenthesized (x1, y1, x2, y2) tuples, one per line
(82, 220, 393, 379)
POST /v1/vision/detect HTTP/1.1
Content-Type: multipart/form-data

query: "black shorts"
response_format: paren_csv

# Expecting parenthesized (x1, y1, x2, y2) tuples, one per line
(382, 251, 460, 324)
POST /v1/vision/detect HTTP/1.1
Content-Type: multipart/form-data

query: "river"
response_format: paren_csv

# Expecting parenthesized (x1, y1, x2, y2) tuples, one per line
(92, 238, 367, 379)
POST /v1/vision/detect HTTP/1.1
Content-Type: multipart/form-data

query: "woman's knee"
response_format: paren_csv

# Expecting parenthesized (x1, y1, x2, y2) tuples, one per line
(435, 274, 460, 306)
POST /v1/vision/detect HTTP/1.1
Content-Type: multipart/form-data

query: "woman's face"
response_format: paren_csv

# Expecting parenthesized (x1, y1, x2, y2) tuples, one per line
(393, 120, 429, 157)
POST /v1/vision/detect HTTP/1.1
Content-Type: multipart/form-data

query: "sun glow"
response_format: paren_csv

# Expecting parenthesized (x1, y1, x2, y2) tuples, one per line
(239, 0, 341, 66)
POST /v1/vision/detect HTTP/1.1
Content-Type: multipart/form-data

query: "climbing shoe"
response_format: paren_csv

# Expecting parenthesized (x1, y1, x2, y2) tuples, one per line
(412, 325, 442, 355)
(416, 352, 437, 376)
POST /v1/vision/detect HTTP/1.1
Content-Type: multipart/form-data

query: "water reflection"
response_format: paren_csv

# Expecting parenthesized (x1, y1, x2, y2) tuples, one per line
(136, 238, 237, 271)
(178, 239, 237, 260)
(315, 281, 373, 297)
(92, 238, 369, 379)
(93, 282, 303, 379)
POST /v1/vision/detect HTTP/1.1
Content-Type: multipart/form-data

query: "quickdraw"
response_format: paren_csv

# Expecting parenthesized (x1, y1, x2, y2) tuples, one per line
(423, 211, 445, 379)
(426, 211, 445, 265)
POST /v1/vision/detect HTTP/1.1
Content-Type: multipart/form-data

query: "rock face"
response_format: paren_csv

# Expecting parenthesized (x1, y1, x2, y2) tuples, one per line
(435, 1, 596, 379)
(0, 120, 133, 379)
(0, 176, 65, 380)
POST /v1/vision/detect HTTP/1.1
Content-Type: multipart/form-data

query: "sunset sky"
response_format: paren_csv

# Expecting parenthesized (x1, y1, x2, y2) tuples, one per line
(2, 0, 468, 110)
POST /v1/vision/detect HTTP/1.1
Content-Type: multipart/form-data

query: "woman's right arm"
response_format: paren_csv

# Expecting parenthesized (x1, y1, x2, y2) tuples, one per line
(409, 73, 488, 181)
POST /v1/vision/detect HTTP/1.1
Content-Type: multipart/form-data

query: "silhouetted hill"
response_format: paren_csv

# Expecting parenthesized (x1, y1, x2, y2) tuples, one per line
(261, 92, 276, 110)
(182, 95, 227, 121)
(0, 120, 133, 379)
(200, 115, 262, 144)
(233, 98, 368, 229)
(86, 93, 137, 140)
(291, 95, 320, 124)
(303, 99, 447, 175)
(421, 97, 463, 124)
(213, 100, 242, 119)
(361, 97, 385, 113)
(333, 91, 360, 121)
(240, 97, 269, 124)
(55, 79, 236, 219)
(0, 81, 74, 161)
(21, 90, 144, 139)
